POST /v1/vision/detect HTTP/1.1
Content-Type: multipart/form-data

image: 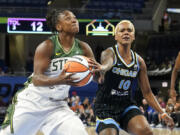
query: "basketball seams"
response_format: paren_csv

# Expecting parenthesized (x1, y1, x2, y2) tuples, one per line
(64, 55, 93, 86)
(66, 60, 89, 70)
(75, 72, 93, 86)
(65, 61, 89, 73)
(66, 70, 89, 73)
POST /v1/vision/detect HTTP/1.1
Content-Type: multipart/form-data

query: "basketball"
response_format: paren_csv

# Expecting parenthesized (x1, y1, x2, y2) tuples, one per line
(64, 55, 93, 87)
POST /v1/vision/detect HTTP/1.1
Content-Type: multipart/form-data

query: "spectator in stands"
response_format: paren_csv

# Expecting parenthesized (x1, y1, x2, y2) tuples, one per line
(90, 97, 96, 110)
(166, 98, 175, 115)
(170, 52, 180, 98)
(166, 96, 180, 127)
(154, 96, 167, 128)
(158, 97, 166, 108)
(71, 97, 83, 113)
(87, 108, 96, 126)
(163, 11, 171, 31)
(167, 96, 180, 127)
(81, 97, 90, 111)
(79, 105, 88, 126)
(71, 91, 81, 105)
(139, 99, 149, 120)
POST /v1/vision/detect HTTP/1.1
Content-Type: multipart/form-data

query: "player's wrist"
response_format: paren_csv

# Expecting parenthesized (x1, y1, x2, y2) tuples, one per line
(160, 112, 168, 119)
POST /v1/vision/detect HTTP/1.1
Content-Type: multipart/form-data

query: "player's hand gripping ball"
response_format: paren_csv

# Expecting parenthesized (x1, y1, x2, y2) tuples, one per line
(64, 55, 93, 87)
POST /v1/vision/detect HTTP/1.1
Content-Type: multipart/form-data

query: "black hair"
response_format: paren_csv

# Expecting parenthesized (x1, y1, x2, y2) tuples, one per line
(46, 9, 68, 34)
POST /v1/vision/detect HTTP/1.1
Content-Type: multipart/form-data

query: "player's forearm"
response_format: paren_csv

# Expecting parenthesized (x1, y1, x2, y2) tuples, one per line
(170, 69, 178, 90)
(101, 64, 113, 73)
(32, 74, 60, 86)
(100, 49, 114, 72)
(143, 91, 164, 114)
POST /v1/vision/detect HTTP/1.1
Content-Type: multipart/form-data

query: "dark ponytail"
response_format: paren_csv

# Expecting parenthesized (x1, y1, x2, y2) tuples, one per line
(46, 9, 61, 34)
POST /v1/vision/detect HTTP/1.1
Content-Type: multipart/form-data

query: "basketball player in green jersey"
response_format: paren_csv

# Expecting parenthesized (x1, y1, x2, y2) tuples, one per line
(94, 20, 174, 135)
(0, 10, 99, 135)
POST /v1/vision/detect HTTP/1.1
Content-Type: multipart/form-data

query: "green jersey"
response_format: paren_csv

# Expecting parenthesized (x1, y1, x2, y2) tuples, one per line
(35, 35, 84, 99)
(45, 35, 83, 76)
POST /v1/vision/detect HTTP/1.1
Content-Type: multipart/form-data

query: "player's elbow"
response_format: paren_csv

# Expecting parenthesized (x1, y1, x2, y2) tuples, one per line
(32, 76, 40, 86)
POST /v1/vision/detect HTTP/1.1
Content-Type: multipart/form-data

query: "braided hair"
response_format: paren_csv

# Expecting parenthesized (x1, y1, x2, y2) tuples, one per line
(46, 9, 70, 34)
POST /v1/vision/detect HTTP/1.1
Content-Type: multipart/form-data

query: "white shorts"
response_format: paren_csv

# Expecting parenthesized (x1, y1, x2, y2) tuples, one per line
(0, 87, 88, 135)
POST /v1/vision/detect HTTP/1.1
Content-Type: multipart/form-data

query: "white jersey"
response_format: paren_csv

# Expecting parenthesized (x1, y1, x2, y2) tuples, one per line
(28, 57, 71, 100)
(24, 35, 84, 101)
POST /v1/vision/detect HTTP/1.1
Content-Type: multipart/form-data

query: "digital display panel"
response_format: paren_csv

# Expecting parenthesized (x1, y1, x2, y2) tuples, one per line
(86, 19, 115, 36)
(7, 18, 51, 34)
(5, 18, 120, 35)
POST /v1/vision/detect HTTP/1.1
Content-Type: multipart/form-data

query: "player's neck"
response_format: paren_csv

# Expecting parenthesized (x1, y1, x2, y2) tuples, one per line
(118, 43, 131, 58)
(58, 33, 75, 47)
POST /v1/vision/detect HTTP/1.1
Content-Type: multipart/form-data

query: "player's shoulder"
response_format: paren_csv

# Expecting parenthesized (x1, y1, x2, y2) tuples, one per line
(106, 46, 114, 52)
(76, 39, 89, 47)
(177, 51, 180, 57)
(76, 39, 93, 53)
(35, 39, 53, 54)
(133, 52, 146, 67)
(38, 39, 53, 48)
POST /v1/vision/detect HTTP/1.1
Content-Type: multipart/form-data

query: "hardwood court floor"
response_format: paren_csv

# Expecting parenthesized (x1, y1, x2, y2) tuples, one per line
(36, 127, 180, 135)
(86, 127, 180, 135)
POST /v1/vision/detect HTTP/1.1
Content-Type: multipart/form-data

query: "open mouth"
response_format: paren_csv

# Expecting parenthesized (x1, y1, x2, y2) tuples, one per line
(72, 23, 78, 27)
(122, 37, 130, 40)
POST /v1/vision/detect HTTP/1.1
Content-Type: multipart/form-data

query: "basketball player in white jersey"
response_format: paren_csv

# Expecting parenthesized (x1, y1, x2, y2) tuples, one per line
(0, 10, 100, 135)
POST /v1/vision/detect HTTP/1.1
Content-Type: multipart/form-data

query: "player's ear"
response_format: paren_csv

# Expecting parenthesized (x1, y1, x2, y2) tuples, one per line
(132, 34, 135, 40)
(56, 24, 62, 32)
(115, 34, 118, 41)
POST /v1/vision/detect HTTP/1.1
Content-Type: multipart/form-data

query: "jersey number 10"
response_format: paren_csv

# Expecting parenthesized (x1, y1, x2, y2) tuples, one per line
(118, 80, 131, 90)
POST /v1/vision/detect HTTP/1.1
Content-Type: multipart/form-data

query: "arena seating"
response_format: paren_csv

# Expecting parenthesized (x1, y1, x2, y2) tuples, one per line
(86, 0, 145, 13)
(0, 0, 49, 17)
(145, 32, 180, 76)
(77, 0, 147, 19)
(0, 0, 152, 19)
(0, 0, 48, 7)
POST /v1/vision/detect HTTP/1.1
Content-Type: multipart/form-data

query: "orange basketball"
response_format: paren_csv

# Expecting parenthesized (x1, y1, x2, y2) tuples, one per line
(64, 55, 93, 87)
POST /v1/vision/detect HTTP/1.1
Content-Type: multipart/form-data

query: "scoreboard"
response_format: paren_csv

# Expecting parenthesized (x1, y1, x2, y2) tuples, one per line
(7, 18, 51, 34)
(0, 17, 120, 35)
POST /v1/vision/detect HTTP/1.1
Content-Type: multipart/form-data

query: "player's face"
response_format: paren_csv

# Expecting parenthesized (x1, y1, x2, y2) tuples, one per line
(56, 11, 79, 34)
(115, 22, 135, 45)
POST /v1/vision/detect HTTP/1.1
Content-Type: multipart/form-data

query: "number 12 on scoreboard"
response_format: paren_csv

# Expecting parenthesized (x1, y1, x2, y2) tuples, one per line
(7, 18, 51, 34)
(31, 21, 43, 31)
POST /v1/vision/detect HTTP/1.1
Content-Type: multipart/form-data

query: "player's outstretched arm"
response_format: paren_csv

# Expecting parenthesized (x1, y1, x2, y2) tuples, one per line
(170, 52, 180, 97)
(138, 56, 174, 129)
(96, 48, 115, 83)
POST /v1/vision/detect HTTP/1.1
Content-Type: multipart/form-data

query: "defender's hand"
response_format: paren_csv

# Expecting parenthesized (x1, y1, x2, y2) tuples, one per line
(161, 113, 174, 130)
(170, 89, 177, 98)
(87, 58, 102, 72)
